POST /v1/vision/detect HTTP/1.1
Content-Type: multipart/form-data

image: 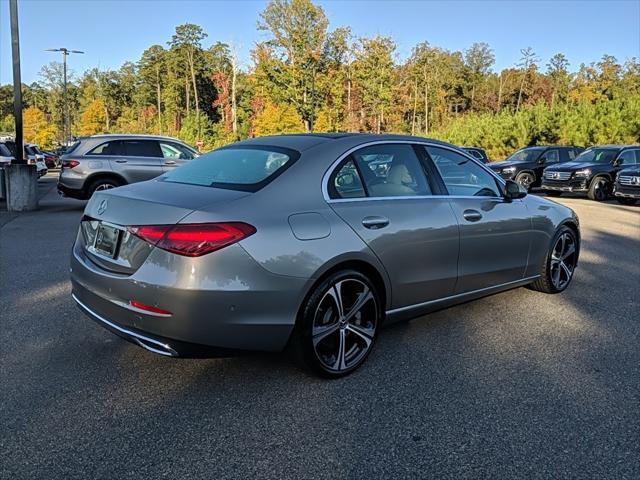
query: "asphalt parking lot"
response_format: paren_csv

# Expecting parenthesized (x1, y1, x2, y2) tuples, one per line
(1, 174, 639, 479)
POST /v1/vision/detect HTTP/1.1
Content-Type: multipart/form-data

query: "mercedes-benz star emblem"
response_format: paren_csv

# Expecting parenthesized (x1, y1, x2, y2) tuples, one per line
(97, 199, 108, 215)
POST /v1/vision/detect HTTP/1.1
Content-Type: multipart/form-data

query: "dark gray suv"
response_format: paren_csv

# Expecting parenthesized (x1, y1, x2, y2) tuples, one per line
(58, 134, 198, 199)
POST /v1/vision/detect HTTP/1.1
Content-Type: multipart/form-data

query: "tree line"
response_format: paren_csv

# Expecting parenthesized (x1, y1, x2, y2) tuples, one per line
(0, 0, 638, 159)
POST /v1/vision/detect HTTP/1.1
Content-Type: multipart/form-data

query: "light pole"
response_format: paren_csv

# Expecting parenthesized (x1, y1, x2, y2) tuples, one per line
(45, 47, 84, 145)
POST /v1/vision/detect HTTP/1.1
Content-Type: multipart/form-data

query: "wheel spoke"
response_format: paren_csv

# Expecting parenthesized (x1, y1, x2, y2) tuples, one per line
(312, 322, 340, 345)
(325, 284, 344, 319)
(552, 265, 561, 286)
(562, 244, 575, 261)
(560, 261, 572, 280)
(346, 323, 373, 347)
(331, 329, 347, 370)
(343, 288, 373, 323)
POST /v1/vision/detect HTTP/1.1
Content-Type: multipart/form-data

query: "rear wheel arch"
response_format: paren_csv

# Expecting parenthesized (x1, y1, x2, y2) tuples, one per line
(84, 172, 127, 195)
(297, 258, 389, 324)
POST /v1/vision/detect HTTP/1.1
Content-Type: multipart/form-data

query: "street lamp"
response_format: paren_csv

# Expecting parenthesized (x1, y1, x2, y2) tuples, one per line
(45, 47, 84, 145)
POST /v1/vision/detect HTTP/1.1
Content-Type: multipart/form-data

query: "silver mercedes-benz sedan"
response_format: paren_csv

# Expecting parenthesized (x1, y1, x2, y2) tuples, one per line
(71, 134, 580, 377)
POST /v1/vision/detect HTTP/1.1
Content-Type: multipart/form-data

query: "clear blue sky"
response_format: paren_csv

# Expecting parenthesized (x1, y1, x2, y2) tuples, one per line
(0, 0, 638, 84)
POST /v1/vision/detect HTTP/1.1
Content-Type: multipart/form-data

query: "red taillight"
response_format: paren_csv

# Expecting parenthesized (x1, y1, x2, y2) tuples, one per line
(128, 222, 256, 257)
(62, 159, 80, 169)
(129, 300, 172, 316)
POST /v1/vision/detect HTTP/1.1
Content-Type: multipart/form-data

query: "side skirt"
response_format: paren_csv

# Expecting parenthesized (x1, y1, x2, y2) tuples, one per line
(384, 275, 541, 324)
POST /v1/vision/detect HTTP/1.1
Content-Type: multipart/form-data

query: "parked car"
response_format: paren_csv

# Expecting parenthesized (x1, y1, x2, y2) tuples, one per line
(42, 150, 60, 169)
(462, 147, 489, 163)
(1, 141, 47, 177)
(57, 134, 199, 199)
(613, 165, 640, 205)
(71, 134, 580, 377)
(541, 145, 640, 201)
(25, 144, 48, 178)
(0, 142, 13, 167)
(489, 146, 584, 191)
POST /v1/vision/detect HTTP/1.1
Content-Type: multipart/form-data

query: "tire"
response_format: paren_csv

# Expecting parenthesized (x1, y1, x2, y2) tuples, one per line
(515, 172, 536, 191)
(616, 197, 637, 205)
(291, 270, 381, 378)
(544, 191, 562, 197)
(87, 177, 123, 198)
(528, 226, 579, 294)
(587, 176, 610, 201)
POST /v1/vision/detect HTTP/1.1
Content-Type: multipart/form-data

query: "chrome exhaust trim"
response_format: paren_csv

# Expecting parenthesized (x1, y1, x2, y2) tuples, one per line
(72, 293, 178, 357)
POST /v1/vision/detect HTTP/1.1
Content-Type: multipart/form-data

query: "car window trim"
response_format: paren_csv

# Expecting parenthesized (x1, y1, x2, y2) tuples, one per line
(322, 140, 506, 203)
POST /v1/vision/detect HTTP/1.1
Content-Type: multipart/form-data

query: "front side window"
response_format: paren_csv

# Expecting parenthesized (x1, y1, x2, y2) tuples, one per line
(162, 146, 296, 191)
(617, 149, 639, 165)
(505, 147, 544, 163)
(425, 146, 500, 197)
(544, 149, 560, 163)
(351, 144, 431, 197)
(160, 142, 195, 160)
(568, 149, 577, 160)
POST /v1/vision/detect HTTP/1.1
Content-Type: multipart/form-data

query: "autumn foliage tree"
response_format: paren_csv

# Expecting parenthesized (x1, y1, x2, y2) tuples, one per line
(1, 0, 638, 157)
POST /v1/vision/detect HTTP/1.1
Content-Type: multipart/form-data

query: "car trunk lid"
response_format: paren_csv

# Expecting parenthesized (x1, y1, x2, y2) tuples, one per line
(80, 180, 250, 274)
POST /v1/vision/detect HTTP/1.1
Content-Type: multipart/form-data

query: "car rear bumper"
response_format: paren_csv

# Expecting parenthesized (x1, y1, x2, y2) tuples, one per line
(57, 182, 87, 199)
(70, 237, 308, 356)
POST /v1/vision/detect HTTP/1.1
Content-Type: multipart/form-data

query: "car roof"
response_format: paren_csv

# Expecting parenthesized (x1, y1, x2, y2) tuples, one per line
(590, 144, 637, 149)
(83, 134, 186, 142)
(229, 133, 453, 152)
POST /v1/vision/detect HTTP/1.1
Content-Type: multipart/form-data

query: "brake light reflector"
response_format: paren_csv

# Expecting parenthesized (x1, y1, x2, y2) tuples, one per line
(129, 300, 172, 316)
(62, 159, 80, 169)
(128, 222, 256, 257)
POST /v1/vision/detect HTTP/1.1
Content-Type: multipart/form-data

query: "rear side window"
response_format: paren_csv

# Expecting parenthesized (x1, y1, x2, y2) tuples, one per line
(331, 160, 366, 198)
(352, 144, 432, 197)
(161, 146, 298, 191)
(88, 141, 119, 155)
(122, 140, 162, 157)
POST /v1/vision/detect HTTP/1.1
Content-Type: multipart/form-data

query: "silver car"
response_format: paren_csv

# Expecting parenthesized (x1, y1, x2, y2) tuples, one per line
(71, 134, 580, 377)
(58, 134, 198, 199)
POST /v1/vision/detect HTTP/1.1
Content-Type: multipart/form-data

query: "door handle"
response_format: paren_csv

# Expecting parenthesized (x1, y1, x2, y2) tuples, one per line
(463, 209, 483, 222)
(164, 160, 177, 165)
(114, 159, 127, 163)
(362, 216, 389, 229)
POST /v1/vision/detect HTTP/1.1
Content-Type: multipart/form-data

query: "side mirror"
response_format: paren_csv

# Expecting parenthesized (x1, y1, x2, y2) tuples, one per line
(504, 180, 527, 200)
(537, 156, 546, 164)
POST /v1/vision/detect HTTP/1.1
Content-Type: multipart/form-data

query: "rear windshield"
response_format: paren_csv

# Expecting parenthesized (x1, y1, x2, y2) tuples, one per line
(161, 146, 298, 191)
(64, 140, 81, 155)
